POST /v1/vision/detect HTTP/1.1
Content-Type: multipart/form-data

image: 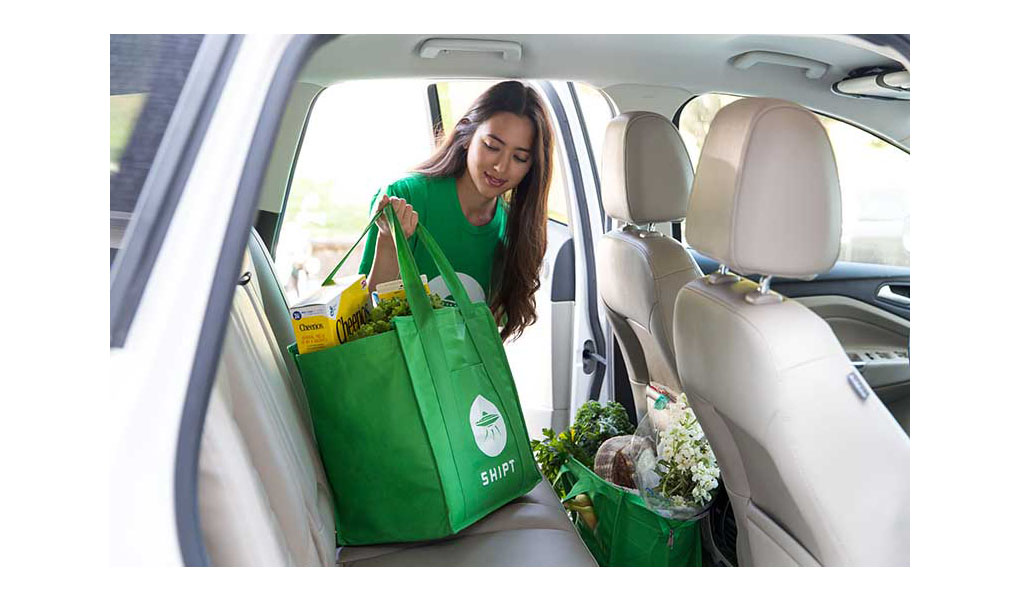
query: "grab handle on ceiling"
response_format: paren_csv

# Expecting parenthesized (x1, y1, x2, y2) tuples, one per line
(419, 38, 522, 63)
(731, 51, 829, 79)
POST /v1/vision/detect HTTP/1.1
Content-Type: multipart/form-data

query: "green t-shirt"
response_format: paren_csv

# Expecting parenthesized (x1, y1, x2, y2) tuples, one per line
(358, 173, 507, 305)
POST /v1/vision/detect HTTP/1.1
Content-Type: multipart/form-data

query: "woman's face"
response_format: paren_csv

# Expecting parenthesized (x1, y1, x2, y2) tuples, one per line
(465, 111, 536, 201)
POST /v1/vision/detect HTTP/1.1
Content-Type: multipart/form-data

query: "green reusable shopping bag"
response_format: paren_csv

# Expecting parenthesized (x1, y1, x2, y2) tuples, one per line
(558, 458, 702, 567)
(289, 205, 541, 546)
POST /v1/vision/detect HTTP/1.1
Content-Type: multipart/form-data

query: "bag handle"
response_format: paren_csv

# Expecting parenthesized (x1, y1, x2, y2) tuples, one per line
(320, 204, 385, 286)
(318, 194, 479, 317)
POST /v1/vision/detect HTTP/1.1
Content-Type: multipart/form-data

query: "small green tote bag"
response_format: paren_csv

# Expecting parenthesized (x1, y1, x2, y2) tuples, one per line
(289, 205, 541, 546)
(558, 458, 702, 567)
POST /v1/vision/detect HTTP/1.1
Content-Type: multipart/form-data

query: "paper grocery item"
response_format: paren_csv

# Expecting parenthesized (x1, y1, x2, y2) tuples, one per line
(372, 274, 429, 306)
(291, 274, 371, 354)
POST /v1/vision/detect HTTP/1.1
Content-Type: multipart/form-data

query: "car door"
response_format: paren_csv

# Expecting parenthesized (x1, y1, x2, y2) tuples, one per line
(110, 34, 310, 565)
(678, 93, 911, 434)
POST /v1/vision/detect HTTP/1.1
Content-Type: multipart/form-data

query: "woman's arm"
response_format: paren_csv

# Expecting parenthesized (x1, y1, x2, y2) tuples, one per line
(366, 195, 418, 292)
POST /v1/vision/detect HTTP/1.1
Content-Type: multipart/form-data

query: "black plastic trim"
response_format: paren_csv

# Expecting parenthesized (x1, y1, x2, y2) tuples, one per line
(612, 335, 636, 423)
(551, 237, 576, 302)
(672, 94, 697, 127)
(427, 83, 444, 140)
(271, 86, 326, 256)
(540, 81, 607, 401)
(111, 35, 239, 348)
(174, 34, 336, 567)
(253, 210, 279, 247)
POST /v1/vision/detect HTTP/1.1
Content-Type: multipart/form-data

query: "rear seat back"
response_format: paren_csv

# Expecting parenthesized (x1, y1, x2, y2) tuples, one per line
(197, 234, 335, 566)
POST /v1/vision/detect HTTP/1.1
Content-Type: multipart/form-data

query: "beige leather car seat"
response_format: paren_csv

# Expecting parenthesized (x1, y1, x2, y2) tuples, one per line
(674, 98, 910, 566)
(197, 231, 596, 566)
(198, 240, 337, 566)
(598, 111, 701, 419)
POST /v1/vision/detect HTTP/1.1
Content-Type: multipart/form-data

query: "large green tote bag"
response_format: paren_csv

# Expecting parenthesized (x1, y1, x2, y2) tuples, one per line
(289, 205, 541, 546)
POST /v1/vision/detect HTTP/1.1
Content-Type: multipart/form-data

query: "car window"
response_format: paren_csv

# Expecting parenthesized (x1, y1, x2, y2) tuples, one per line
(273, 79, 434, 302)
(679, 93, 910, 268)
(110, 34, 204, 266)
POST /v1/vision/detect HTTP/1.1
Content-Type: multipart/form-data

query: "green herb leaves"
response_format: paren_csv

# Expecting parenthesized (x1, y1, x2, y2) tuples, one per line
(530, 400, 635, 495)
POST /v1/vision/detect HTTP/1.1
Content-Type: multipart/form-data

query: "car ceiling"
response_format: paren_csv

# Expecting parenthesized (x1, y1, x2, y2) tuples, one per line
(299, 34, 910, 148)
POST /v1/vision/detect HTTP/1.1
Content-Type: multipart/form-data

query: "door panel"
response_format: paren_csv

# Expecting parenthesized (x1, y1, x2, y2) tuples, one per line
(795, 294, 910, 434)
(538, 80, 608, 426)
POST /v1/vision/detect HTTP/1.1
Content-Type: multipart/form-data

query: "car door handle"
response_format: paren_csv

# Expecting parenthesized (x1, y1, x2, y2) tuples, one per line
(877, 284, 910, 306)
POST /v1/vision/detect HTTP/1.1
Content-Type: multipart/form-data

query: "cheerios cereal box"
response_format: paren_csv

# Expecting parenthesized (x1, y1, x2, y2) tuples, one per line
(291, 274, 371, 354)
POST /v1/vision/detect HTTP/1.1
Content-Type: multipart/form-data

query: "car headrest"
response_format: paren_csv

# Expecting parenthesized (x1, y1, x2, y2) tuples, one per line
(685, 98, 842, 279)
(601, 111, 694, 224)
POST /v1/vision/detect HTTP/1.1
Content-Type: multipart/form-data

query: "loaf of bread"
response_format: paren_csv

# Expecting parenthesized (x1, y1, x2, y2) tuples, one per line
(594, 435, 649, 490)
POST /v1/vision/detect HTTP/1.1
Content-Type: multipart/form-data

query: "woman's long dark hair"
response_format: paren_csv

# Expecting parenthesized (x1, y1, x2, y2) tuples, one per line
(415, 81, 554, 342)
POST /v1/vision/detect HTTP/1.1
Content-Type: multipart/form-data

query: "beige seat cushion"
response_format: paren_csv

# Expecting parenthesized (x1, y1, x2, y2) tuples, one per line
(198, 246, 336, 566)
(337, 479, 596, 566)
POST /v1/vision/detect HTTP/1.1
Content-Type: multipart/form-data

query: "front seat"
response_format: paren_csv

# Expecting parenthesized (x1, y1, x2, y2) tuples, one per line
(674, 98, 910, 566)
(598, 111, 701, 420)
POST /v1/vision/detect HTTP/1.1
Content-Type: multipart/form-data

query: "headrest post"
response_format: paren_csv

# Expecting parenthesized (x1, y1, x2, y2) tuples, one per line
(706, 264, 741, 286)
(745, 275, 784, 305)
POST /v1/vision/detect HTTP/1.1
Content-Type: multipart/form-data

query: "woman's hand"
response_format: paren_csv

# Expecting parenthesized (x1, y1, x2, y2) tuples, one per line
(375, 195, 418, 241)
(366, 195, 418, 292)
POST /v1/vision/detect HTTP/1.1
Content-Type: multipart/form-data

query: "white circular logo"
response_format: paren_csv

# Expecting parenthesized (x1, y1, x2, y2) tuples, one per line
(430, 272, 486, 303)
(469, 395, 507, 457)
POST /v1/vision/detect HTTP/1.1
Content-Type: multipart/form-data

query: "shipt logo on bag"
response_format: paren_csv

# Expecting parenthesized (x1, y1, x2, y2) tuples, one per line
(469, 395, 507, 457)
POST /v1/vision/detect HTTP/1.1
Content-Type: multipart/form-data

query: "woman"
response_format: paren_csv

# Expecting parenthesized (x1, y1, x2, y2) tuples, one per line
(358, 80, 554, 342)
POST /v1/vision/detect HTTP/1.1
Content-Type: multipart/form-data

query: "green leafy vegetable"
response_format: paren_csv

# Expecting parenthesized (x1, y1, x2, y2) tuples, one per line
(346, 293, 444, 343)
(530, 400, 635, 494)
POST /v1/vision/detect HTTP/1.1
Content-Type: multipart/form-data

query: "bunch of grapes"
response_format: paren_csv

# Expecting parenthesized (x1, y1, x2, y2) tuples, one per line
(346, 293, 444, 343)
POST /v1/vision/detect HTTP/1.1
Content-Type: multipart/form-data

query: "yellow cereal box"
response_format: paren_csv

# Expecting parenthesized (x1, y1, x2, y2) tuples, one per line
(291, 274, 371, 354)
(373, 275, 430, 305)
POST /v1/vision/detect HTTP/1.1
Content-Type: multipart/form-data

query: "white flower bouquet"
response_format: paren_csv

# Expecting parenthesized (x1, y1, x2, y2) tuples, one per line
(627, 385, 721, 520)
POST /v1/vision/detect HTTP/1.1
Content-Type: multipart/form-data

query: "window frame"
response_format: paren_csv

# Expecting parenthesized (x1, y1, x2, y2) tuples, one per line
(538, 79, 608, 402)
(261, 86, 327, 257)
(110, 34, 239, 348)
(569, 81, 615, 233)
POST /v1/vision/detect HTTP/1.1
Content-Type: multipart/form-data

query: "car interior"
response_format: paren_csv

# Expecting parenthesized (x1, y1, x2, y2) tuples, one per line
(193, 34, 910, 566)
